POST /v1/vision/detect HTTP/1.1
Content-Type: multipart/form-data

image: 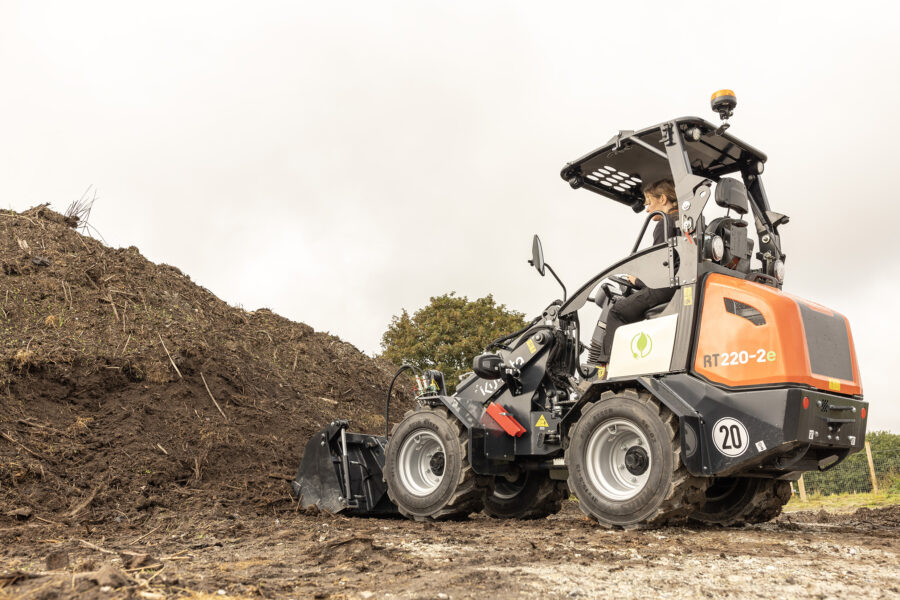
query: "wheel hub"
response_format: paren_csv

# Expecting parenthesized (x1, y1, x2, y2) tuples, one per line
(397, 429, 447, 497)
(624, 446, 649, 475)
(491, 471, 528, 500)
(429, 452, 445, 476)
(584, 418, 653, 501)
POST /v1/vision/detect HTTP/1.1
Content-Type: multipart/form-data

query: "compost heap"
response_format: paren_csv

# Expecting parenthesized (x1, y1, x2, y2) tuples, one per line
(0, 206, 414, 524)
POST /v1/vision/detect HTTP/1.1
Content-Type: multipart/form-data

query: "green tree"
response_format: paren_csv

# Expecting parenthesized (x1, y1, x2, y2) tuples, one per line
(381, 293, 528, 393)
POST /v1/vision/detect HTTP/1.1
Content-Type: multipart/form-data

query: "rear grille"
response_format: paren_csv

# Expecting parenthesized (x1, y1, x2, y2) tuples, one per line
(798, 302, 853, 381)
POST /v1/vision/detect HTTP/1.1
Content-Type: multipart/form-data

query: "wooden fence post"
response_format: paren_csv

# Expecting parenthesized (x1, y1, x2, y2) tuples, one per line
(798, 474, 807, 502)
(865, 440, 879, 494)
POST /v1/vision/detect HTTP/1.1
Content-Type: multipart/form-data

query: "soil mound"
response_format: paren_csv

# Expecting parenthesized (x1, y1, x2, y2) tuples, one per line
(0, 206, 413, 524)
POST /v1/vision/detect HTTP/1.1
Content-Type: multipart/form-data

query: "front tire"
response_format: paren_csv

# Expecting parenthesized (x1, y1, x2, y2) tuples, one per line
(384, 406, 486, 521)
(483, 471, 567, 519)
(566, 389, 706, 528)
(689, 478, 792, 526)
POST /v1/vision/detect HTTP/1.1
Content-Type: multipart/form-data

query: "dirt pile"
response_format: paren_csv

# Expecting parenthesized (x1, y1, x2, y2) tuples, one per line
(0, 205, 414, 525)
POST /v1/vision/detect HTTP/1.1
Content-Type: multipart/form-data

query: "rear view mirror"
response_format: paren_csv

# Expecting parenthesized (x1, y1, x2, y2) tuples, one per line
(530, 235, 545, 276)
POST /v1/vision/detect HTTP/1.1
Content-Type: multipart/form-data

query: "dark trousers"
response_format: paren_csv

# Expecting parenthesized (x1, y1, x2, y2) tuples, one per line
(598, 287, 676, 363)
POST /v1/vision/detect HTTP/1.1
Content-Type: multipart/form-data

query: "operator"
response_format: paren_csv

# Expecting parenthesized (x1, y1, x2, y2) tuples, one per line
(595, 179, 680, 378)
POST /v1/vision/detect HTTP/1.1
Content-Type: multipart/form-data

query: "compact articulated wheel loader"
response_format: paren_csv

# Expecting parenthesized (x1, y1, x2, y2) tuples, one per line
(292, 91, 868, 527)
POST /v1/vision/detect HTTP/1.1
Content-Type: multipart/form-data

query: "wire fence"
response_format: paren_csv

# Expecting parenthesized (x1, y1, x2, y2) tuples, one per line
(793, 445, 900, 498)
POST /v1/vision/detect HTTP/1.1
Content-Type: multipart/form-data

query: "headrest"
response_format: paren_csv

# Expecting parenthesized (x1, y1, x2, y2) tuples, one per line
(715, 178, 749, 215)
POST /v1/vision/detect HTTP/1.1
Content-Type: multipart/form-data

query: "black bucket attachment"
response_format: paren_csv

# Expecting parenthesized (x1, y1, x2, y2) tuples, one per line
(291, 420, 398, 516)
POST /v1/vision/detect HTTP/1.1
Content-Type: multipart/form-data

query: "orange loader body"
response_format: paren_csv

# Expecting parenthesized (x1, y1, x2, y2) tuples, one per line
(694, 274, 862, 397)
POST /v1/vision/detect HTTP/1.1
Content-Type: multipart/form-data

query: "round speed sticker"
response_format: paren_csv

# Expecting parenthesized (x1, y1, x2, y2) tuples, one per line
(712, 417, 749, 457)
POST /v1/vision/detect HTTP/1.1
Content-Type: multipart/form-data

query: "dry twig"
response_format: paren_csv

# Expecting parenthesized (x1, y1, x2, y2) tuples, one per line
(200, 372, 227, 420)
(65, 186, 96, 232)
(0, 431, 49, 461)
(67, 484, 102, 518)
(17, 419, 66, 436)
(159, 549, 192, 560)
(129, 525, 161, 546)
(157, 333, 182, 379)
(78, 539, 116, 554)
(144, 564, 166, 583)
(124, 563, 163, 572)
(103, 293, 120, 322)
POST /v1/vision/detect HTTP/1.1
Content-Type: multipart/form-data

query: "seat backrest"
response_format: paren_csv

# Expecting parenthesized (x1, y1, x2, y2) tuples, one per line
(715, 178, 749, 215)
(644, 303, 668, 318)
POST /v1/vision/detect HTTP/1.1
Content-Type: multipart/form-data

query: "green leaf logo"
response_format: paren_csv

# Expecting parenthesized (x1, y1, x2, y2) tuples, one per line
(630, 332, 653, 359)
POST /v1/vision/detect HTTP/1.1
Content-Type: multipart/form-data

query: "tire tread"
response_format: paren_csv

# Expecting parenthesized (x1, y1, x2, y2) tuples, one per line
(567, 388, 707, 529)
(387, 406, 488, 521)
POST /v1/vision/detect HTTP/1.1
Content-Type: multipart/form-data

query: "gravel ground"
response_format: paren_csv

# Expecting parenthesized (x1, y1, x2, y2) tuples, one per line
(2, 502, 899, 599)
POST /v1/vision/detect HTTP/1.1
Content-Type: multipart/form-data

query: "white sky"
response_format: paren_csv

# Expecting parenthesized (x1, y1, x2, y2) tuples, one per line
(2, 1, 899, 432)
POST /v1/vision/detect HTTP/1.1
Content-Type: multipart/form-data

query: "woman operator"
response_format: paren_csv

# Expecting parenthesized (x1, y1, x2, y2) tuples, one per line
(595, 179, 680, 378)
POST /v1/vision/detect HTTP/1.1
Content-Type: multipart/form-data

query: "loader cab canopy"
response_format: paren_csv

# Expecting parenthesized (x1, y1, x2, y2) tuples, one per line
(560, 117, 768, 213)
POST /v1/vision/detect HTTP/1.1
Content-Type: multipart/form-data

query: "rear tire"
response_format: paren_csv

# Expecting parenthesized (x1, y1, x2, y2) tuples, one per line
(689, 478, 792, 526)
(483, 471, 567, 519)
(566, 389, 706, 528)
(384, 406, 487, 521)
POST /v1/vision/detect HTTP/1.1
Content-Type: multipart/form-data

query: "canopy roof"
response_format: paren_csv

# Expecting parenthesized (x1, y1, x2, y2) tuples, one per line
(560, 117, 768, 211)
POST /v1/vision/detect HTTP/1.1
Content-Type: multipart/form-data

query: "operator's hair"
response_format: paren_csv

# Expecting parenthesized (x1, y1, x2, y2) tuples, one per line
(642, 179, 677, 204)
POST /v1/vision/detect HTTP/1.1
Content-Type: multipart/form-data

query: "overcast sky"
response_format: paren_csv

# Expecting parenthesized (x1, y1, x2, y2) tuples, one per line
(2, 1, 898, 432)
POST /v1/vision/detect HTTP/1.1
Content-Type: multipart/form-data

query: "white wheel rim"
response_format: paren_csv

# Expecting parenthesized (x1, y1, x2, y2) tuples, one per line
(397, 429, 445, 497)
(585, 418, 652, 501)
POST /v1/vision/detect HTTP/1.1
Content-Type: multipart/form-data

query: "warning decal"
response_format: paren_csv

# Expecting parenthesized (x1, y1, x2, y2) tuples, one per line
(526, 339, 537, 354)
(535, 415, 549, 428)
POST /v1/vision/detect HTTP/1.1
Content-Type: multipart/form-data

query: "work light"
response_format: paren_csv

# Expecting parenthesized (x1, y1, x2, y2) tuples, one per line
(774, 259, 785, 282)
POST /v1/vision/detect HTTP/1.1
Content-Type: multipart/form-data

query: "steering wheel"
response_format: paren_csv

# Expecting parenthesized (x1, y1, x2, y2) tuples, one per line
(600, 276, 636, 302)
(609, 275, 638, 291)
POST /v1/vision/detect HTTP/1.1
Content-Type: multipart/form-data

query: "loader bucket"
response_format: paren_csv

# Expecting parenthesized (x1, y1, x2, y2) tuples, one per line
(291, 420, 398, 516)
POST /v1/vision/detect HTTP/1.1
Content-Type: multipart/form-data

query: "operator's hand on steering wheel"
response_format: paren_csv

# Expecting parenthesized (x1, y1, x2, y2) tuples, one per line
(603, 275, 634, 299)
(609, 275, 638, 291)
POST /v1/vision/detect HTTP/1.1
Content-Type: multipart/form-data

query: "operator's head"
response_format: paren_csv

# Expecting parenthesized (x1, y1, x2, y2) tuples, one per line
(643, 179, 677, 219)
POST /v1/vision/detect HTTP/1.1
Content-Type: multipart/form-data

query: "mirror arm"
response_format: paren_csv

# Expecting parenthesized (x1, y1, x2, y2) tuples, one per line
(544, 263, 566, 301)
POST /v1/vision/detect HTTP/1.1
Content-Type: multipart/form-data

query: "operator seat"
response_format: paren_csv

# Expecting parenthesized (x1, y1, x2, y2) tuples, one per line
(706, 178, 754, 273)
(643, 302, 669, 318)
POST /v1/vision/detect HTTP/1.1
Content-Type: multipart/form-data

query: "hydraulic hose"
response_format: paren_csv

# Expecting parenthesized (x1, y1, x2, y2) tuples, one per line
(487, 316, 541, 351)
(385, 365, 417, 438)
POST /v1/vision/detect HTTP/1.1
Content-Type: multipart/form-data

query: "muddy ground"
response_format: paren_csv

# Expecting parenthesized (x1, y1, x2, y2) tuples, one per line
(2, 502, 899, 599)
